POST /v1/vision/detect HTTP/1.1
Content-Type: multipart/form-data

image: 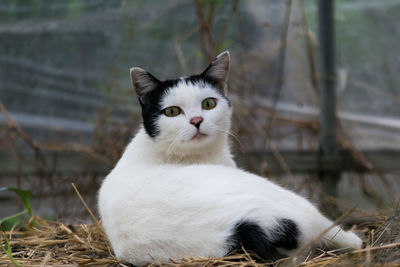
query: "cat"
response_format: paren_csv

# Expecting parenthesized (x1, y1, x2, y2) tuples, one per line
(98, 51, 362, 265)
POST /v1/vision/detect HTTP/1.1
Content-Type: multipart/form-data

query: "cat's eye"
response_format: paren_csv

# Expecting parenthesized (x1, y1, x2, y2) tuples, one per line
(202, 98, 217, 110)
(163, 106, 181, 117)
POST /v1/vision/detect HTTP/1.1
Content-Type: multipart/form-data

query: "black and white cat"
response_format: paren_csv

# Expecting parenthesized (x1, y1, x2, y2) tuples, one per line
(98, 52, 362, 265)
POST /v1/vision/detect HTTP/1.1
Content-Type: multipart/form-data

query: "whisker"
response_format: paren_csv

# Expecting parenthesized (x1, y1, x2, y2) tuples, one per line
(165, 133, 181, 156)
(207, 126, 245, 152)
(165, 128, 192, 157)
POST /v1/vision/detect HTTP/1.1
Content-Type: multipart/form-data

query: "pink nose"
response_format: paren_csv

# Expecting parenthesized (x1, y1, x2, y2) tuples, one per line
(190, 116, 204, 128)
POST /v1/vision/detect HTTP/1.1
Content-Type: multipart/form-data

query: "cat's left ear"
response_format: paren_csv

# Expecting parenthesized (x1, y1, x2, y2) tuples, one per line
(130, 67, 161, 105)
(201, 51, 230, 94)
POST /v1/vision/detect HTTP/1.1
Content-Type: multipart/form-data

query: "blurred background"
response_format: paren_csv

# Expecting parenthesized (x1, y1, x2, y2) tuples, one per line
(1, 0, 399, 223)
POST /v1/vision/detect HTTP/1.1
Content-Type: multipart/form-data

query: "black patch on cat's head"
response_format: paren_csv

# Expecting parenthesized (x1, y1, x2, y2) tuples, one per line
(183, 74, 231, 107)
(130, 51, 231, 138)
(185, 51, 231, 106)
(130, 67, 180, 137)
(228, 219, 299, 262)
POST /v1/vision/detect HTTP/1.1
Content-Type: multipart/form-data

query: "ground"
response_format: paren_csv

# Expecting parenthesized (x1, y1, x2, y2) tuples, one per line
(1, 209, 400, 266)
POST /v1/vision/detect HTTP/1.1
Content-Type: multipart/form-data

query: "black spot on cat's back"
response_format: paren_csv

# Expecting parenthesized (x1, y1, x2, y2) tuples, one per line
(272, 219, 299, 250)
(228, 219, 299, 261)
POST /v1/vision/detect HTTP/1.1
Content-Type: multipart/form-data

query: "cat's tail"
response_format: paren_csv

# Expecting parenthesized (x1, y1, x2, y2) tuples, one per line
(322, 224, 362, 250)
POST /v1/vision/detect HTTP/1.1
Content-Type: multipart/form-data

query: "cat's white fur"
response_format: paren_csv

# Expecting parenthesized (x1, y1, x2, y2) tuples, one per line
(154, 80, 235, 166)
(98, 52, 362, 265)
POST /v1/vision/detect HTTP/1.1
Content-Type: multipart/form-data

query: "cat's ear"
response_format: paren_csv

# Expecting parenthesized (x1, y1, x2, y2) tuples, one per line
(201, 51, 230, 94)
(130, 67, 160, 104)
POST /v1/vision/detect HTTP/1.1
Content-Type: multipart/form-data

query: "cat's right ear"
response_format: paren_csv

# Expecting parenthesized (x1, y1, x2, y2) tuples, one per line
(130, 67, 160, 104)
(201, 51, 230, 95)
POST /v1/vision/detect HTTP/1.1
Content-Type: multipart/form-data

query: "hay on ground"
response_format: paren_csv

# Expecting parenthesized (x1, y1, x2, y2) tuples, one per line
(1, 213, 400, 267)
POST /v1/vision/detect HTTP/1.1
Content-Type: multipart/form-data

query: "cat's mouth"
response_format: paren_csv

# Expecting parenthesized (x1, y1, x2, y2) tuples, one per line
(190, 131, 208, 141)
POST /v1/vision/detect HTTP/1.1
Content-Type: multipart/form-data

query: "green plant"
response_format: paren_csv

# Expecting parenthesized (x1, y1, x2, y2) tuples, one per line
(0, 187, 33, 266)
(1, 232, 23, 267)
(0, 187, 34, 231)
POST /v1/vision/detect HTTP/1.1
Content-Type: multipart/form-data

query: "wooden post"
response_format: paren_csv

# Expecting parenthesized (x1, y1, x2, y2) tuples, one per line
(318, 0, 340, 198)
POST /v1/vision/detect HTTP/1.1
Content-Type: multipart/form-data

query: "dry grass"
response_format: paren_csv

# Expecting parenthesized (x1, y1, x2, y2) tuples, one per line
(1, 212, 399, 267)
(1, 184, 399, 266)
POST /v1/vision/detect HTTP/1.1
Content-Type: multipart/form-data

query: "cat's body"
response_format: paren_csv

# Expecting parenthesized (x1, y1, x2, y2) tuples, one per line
(98, 52, 362, 266)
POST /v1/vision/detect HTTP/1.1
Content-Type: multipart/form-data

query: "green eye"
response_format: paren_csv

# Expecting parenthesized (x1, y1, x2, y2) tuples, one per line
(163, 106, 181, 117)
(202, 98, 217, 110)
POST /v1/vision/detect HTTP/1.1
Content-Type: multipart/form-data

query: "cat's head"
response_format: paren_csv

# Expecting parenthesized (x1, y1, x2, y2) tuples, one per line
(130, 51, 232, 156)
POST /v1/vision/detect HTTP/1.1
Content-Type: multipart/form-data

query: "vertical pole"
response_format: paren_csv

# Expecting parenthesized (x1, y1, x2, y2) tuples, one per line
(318, 0, 340, 198)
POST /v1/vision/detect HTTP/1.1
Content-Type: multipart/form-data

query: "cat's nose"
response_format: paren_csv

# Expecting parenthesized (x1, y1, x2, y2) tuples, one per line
(190, 116, 204, 128)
